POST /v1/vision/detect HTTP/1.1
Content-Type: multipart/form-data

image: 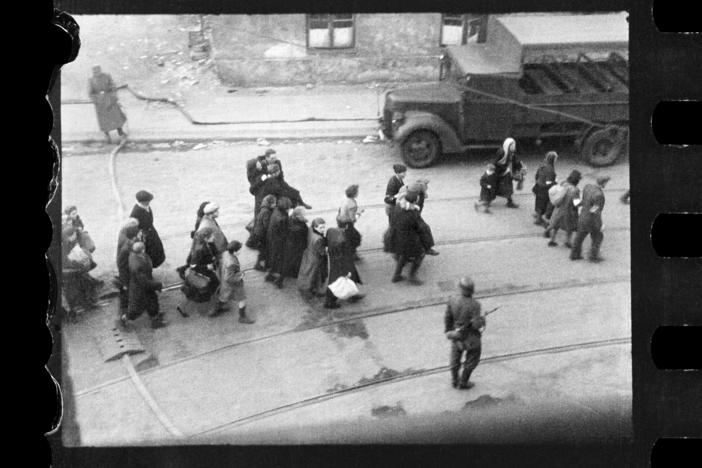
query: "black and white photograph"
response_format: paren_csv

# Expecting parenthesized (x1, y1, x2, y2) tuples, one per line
(54, 10, 633, 447)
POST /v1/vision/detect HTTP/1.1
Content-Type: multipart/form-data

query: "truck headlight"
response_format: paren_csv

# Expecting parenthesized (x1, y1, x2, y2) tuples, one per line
(391, 111, 405, 124)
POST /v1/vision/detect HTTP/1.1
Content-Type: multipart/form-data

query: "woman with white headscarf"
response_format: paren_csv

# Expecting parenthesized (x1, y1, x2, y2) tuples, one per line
(493, 137, 525, 208)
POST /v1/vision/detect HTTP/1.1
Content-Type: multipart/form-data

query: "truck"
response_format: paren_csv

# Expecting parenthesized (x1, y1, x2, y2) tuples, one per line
(379, 13, 629, 168)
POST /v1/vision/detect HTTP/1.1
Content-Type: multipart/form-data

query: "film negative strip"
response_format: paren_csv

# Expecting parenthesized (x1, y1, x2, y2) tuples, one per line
(31, 0, 701, 467)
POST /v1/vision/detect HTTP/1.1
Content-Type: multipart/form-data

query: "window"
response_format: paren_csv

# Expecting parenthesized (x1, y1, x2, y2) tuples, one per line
(307, 14, 355, 49)
(440, 14, 486, 46)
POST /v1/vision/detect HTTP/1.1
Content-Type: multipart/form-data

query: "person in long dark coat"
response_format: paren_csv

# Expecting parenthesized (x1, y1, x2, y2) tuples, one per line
(252, 194, 276, 271)
(116, 223, 140, 318)
(324, 226, 363, 309)
(88, 65, 127, 143)
(297, 218, 328, 300)
(404, 180, 439, 256)
(283, 207, 309, 278)
(176, 201, 210, 280)
(384, 164, 407, 222)
(532, 151, 558, 226)
(493, 137, 524, 208)
(129, 190, 166, 268)
(116, 218, 140, 260)
(571, 175, 610, 262)
(253, 161, 311, 219)
(125, 242, 165, 329)
(265, 196, 292, 288)
(391, 191, 427, 285)
(546, 170, 582, 247)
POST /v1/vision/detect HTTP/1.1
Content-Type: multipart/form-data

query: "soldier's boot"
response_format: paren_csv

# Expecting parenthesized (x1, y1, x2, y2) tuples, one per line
(238, 305, 255, 324)
(458, 369, 475, 390)
(450, 369, 460, 389)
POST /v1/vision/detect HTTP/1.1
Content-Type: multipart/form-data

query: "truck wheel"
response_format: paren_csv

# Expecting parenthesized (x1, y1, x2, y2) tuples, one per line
(401, 130, 441, 168)
(581, 126, 628, 167)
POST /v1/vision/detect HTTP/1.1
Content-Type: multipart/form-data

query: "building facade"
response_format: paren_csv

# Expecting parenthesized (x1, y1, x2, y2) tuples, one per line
(206, 13, 487, 87)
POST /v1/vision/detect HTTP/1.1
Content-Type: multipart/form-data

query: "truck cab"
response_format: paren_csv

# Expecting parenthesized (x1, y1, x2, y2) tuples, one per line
(380, 12, 629, 168)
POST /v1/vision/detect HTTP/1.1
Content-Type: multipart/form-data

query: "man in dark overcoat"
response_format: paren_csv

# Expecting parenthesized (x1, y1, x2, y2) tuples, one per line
(125, 242, 165, 329)
(570, 175, 609, 262)
(265, 196, 292, 288)
(248, 151, 312, 219)
(391, 191, 427, 284)
(88, 65, 127, 143)
(129, 190, 166, 268)
(444, 277, 485, 389)
(116, 223, 140, 318)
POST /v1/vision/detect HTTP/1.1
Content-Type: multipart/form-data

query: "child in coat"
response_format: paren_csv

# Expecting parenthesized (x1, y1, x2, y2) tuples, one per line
(474, 164, 497, 213)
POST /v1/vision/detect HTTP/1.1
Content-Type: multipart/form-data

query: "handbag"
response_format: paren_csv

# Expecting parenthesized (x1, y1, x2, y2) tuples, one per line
(78, 230, 96, 253)
(184, 268, 211, 292)
(328, 274, 359, 300)
(549, 184, 567, 206)
(67, 243, 92, 269)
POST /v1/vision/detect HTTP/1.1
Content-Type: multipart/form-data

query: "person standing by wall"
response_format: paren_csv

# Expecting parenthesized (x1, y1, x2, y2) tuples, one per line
(129, 190, 166, 269)
(570, 175, 610, 262)
(444, 277, 485, 390)
(88, 65, 127, 143)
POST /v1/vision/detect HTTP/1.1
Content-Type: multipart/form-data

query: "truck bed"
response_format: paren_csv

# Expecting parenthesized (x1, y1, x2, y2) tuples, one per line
(520, 57, 628, 96)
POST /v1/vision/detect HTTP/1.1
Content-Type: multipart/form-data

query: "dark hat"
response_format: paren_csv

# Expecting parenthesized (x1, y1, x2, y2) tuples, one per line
(393, 164, 407, 174)
(567, 170, 582, 183)
(596, 175, 611, 185)
(404, 191, 419, 203)
(227, 240, 242, 253)
(135, 190, 154, 202)
(264, 148, 277, 156)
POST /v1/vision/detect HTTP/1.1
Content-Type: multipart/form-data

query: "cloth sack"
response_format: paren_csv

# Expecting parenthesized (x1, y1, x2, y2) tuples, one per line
(548, 184, 567, 206)
(328, 274, 359, 300)
(78, 230, 96, 253)
(184, 268, 211, 293)
(67, 243, 92, 269)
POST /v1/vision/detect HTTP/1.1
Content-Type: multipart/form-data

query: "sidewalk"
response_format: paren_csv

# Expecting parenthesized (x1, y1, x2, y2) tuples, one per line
(61, 83, 400, 143)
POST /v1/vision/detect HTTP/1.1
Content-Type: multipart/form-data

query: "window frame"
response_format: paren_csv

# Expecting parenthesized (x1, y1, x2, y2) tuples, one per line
(440, 14, 485, 46)
(306, 13, 356, 50)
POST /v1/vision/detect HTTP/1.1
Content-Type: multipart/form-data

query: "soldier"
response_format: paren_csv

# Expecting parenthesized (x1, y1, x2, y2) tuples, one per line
(444, 277, 485, 389)
(570, 175, 610, 262)
(88, 65, 127, 143)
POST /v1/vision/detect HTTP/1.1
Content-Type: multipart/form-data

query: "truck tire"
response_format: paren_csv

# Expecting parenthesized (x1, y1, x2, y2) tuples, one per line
(401, 130, 441, 168)
(581, 126, 628, 167)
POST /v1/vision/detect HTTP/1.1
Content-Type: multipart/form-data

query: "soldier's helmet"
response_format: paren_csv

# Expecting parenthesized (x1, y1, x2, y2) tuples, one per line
(459, 277, 474, 295)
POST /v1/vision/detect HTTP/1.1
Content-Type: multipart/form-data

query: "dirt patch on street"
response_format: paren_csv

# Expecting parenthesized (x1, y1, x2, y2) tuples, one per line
(462, 393, 519, 410)
(371, 402, 407, 418)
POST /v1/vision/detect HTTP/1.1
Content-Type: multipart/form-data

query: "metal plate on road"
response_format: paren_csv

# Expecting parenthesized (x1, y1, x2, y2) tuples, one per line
(96, 324, 145, 362)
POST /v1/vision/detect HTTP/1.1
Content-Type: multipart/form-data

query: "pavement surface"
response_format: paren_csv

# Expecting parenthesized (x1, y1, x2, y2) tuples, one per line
(58, 139, 631, 446)
(62, 83, 391, 142)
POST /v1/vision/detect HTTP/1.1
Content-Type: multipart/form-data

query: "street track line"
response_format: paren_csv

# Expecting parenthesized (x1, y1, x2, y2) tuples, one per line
(156, 187, 630, 242)
(190, 336, 631, 438)
(121, 354, 184, 437)
(151, 225, 630, 293)
(77, 274, 628, 397)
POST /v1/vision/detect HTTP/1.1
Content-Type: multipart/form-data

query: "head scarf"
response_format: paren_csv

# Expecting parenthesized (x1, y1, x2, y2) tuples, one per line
(497, 137, 516, 165)
(311, 217, 326, 230)
(544, 151, 558, 166)
(203, 203, 219, 215)
(262, 194, 277, 209)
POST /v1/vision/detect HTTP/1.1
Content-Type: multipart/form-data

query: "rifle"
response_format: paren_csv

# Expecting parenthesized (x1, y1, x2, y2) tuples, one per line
(446, 307, 501, 342)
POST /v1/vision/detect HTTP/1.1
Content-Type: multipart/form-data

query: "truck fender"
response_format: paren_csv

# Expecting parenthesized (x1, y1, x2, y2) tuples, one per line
(394, 111, 464, 154)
